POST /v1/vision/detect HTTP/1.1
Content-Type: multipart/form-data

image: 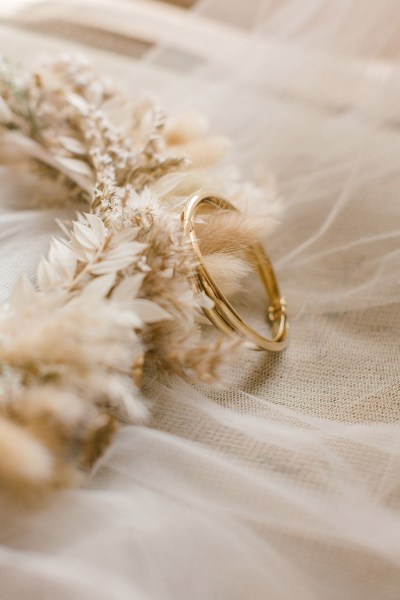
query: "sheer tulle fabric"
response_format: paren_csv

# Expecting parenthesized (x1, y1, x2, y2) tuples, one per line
(0, 1, 400, 598)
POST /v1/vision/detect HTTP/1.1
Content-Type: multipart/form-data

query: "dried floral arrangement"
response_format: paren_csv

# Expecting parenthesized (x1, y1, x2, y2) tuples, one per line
(0, 55, 279, 498)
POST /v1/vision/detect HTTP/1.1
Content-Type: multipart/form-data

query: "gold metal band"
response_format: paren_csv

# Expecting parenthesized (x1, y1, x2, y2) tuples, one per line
(181, 192, 288, 351)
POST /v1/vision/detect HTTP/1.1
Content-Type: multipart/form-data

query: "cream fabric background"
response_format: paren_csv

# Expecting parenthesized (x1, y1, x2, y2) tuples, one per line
(0, 2, 399, 598)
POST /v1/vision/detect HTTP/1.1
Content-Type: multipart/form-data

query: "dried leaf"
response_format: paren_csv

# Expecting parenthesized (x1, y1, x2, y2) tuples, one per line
(89, 256, 139, 275)
(56, 156, 93, 178)
(72, 221, 104, 251)
(112, 273, 145, 304)
(82, 273, 116, 298)
(48, 239, 77, 281)
(37, 258, 55, 292)
(9, 274, 36, 311)
(105, 242, 147, 262)
(112, 227, 139, 244)
(132, 299, 172, 324)
(66, 92, 89, 115)
(84, 214, 107, 246)
(59, 135, 87, 155)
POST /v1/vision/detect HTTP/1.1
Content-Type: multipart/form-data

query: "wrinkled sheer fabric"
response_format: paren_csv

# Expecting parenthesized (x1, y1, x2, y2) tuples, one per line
(0, 1, 400, 598)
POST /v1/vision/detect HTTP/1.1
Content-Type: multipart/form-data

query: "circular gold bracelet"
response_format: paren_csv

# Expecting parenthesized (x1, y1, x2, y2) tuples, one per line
(181, 192, 288, 351)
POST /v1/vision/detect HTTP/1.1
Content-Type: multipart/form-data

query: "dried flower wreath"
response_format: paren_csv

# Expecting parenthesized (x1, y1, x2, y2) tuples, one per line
(0, 55, 280, 498)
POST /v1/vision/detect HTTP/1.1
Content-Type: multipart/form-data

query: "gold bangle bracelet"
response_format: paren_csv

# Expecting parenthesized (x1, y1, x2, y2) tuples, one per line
(181, 192, 288, 352)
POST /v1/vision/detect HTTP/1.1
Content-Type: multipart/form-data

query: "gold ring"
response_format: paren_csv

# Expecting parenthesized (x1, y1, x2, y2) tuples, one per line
(181, 192, 288, 351)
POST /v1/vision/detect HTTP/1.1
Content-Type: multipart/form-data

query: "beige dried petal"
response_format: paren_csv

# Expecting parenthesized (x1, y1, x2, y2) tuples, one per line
(37, 257, 57, 292)
(131, 299, 172, 324)
(111, 273, 145, 304)
(59, 135, 87, 155)
(105, 242, 147, 262)
(112, 227, 140, 244)
(73, 220, 104, 251)
(82, 273, 116, 298)
(84, 214, 107, 245)
(66, 92, 89, 115)
(89, 256, 138, 275)
(56, 156, 93, 178)
(48, 239, 77, 281)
